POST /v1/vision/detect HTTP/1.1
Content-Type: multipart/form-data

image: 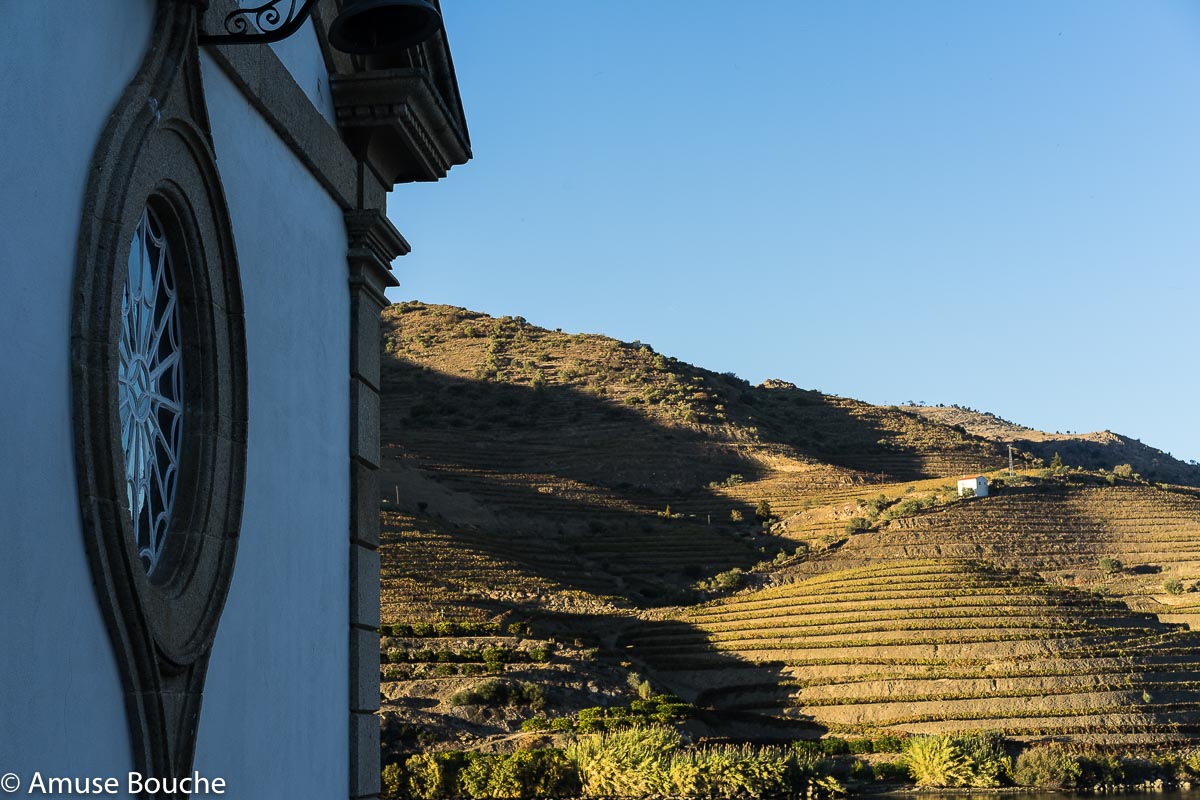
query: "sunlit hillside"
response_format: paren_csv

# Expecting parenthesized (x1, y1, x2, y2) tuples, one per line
(374, 302, 1200, 752)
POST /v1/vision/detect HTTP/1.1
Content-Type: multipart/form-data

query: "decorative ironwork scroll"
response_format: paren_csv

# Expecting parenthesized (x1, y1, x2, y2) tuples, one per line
(198, 0, 321, 46)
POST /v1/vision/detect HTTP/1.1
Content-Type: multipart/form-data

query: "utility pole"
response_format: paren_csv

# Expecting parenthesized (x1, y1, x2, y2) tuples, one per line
(1008, 444, 1015, 476)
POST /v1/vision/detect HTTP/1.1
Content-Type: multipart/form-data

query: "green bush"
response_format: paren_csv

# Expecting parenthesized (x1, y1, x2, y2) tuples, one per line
(1099, 557, 1123, 575)
(954, 732, 1010, 787)
(1075, 747, 1126, 786)
(819, 737, 849, 755)
(871, 734, 905, 753)
(577, 707, 607, 734)
(871, 760, 909, 782)
(902, 735, 972, 787)
(1164, 578, 1185, 595)
(448, 679, 546, 710)
(567, 725, 681, 797)
(521, 717, 550, 732)
(844, 517, 872, 535)
(381, 762, 403, 799)
(847, 738, 873, 755)
(458, 750, 579, 799)
(1013, 744, 1082, 789)
(405, 752, 467, 800)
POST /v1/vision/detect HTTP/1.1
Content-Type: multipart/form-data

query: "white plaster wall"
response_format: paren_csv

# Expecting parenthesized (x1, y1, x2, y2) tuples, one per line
(0, 2, 152, 792)
(192, 52, 350, 799)
(270, 17, 338, 125)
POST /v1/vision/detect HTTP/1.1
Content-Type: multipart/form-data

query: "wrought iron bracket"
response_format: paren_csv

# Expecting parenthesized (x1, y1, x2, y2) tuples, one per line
(198, 0, 322, 46)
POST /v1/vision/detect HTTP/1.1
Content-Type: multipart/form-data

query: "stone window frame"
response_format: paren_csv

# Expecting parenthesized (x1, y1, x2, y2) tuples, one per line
(72, 3, 247, 785)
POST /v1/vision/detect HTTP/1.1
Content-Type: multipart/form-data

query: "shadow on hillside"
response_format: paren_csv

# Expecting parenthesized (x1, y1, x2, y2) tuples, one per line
(382, 358, 763, 495)
(614, 617, 826, 743)
(381, 357, 996, 501)
(380, 508, 778, 610)
(378, 356, 998, 608)
(465, 601, 827, 743)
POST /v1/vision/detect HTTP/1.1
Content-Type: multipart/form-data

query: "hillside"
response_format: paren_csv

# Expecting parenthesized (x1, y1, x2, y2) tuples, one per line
(906, 404, 1200, 487)
(375, 302, 1200, 753)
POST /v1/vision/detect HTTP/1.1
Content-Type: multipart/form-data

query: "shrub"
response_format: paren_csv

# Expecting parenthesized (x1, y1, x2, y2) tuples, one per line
(730, 509, 744, 523)
(844, 517, 872, 535)
(847, 738, 873, 755)
(1164, 578, 1184, 595)
(521, 717, 550, 732)
(1114, 463, 1135, 479)
(819, 737, 849, 755)
(1099, 557, 1123, 575)
(381, 762, 403, 799)
(820, 532, 845, 549)
(755, 500, 773, 521)
(1013, 744, 1082, 789)
(902, 735, 972, 787)
(954, 732, 1010, 787)
(405, 752, 467, 800)
(871, 734, 905, 753)
(1075, 747, 1125, 786)
(449, 679, 546, 710)
(714, 568, 745, 591)
(550, 716, 574, 732)
(871, 760, 909, 782)
(566, 725, 681, 797)
(577, 707, 607, 734)
(459, 750, 579, 799)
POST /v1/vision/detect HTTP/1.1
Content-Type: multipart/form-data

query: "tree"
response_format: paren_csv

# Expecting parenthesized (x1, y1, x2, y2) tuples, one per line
(845, 517, 872, 535)
(755, 500, 772, 521)
(1113, 463, 1135, 479)
(1050, 452, 1064, 470)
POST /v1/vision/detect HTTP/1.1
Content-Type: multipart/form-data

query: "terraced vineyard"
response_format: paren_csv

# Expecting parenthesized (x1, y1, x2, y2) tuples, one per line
(374, 302, 1200, 751)
(629, 561, 1200, 740)
(788, 484, 1200, 628)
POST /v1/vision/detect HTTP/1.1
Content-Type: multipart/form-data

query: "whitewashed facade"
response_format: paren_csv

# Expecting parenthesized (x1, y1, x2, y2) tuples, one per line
(957, 476, 989, 498)
(0, 2, 469, 797)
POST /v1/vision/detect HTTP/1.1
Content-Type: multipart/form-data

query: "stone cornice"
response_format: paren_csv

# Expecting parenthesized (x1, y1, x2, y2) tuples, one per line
(332, 67, 471, 185)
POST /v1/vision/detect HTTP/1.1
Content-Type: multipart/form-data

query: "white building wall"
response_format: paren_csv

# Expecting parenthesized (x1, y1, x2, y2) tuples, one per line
(191, 53, 350, 798)
(0, 2, 153, 791)
(270, 18, 338, 125)
(0, 4, 350, 793)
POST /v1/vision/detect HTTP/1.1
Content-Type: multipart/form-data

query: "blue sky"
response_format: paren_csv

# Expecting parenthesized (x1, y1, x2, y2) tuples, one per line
(386, 2, 1200, 463)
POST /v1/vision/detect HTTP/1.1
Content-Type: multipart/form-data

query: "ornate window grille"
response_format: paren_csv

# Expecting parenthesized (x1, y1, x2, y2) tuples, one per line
(119, 207, 183, 577)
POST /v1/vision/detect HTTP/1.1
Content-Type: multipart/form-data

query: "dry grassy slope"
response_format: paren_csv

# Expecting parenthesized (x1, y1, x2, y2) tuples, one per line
(374, 301, 1200, 747)
(907, 405, 1200, 487)
(383, 302, 1008, 491)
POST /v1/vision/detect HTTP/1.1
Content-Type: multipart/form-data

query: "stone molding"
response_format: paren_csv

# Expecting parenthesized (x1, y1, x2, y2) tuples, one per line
(71, 0, 248, 788)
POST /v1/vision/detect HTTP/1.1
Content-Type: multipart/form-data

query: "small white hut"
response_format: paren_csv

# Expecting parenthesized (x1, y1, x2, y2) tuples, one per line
(957, 475, 989, 498)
